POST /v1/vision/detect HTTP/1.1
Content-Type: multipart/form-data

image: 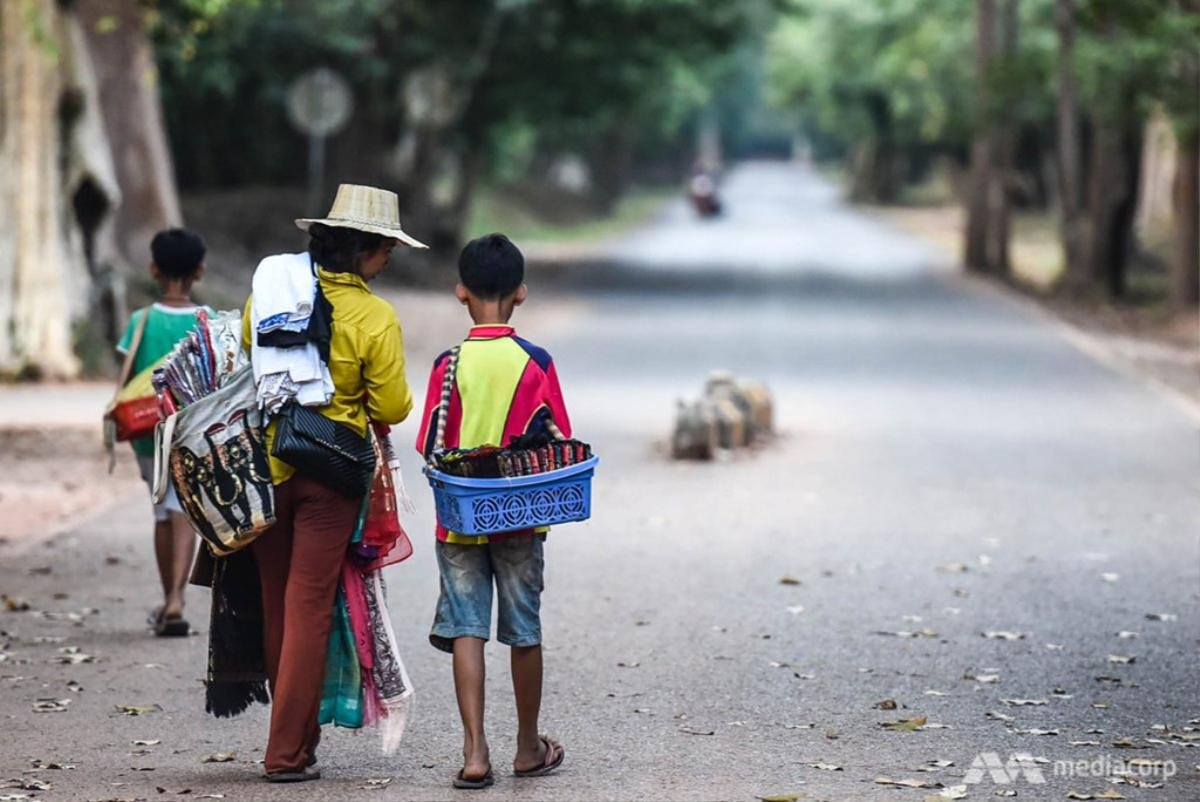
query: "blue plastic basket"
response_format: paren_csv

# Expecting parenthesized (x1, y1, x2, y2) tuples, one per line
(424, 456, 598, 536)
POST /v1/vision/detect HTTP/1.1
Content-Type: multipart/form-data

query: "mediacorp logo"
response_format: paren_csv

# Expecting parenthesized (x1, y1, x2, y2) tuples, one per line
(964, 752, 1178, 787)
(964, 753, 1047, 785)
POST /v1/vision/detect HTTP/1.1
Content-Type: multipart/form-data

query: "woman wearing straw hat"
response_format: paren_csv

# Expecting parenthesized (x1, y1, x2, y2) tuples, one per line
(240, 184, 423, 782)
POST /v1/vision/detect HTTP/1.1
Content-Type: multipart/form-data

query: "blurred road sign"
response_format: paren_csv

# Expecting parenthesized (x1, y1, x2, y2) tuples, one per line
(286, 68, 353, 215)
(287, 68, 353, 137)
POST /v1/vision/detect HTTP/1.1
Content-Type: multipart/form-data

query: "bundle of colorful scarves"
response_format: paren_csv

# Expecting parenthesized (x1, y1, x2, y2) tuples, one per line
(319, 425, 415, 753)
(196, 422, 414, 756)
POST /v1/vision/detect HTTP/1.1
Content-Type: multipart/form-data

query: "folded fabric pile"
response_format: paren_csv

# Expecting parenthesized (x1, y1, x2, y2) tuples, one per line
(250, 252, 334, 413)
(154, 309, 247, 414)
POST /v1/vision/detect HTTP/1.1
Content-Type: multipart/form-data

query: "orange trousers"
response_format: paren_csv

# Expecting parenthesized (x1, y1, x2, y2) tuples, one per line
(251, 476, 359, 774)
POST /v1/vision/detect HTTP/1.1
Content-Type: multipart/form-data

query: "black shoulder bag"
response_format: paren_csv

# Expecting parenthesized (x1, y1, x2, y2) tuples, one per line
(272, 402, 376, 497)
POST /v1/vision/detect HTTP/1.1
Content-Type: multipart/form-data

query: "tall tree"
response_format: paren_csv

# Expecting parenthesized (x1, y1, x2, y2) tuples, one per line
(1169, 0, 1199, 307)
(964, 0, 1000, 273)
(1055, 0, 1088, 291)
(76, 0, 182, 271)
(0, 1, 85, 376)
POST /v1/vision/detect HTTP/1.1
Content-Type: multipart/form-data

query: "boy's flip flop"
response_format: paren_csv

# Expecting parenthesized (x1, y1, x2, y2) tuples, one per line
(155, 616, 190, 637)
(452, 767, 495, 789)
(513, 736, 565, 778)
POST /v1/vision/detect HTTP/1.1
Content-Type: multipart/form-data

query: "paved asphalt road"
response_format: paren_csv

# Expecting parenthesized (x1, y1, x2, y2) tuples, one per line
(2, 162, 1197, 802)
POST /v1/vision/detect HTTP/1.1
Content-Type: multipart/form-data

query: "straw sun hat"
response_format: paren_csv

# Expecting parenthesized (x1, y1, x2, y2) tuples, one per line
(296, 183, 428, 249)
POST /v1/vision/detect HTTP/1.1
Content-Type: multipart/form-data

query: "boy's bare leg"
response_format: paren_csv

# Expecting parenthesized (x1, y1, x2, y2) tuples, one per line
(152, 520, 174, 618)
(453, 637, 490, 779)
(164, 512, 197, 619)
(512, 644, 548, 770)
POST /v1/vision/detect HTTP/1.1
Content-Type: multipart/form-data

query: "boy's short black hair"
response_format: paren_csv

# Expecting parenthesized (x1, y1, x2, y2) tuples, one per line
(150, 228, 206, 280)
(458, 233, 524, 299)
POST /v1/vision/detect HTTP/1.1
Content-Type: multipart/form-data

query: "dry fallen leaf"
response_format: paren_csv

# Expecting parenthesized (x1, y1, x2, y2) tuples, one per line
(874, 699, 898, 710)
(1067, 792, 1124, 800)
(755, 794, 804, 802)
(679, 725, 715, 736)
(875, 629, 939, 638)
(778, 576, 801, 586)
(936, 563, 968, 573)
(924, 786, 968, 801)
(874, 777, 939, 788)
(1011, 727, 1059, 736)
(1, 780, 50, 792)
(964, 673, 1000, 683)
(131, 739, 161, 746)
(1144, 612, 1176, 621)
(982, 630, 1025, 640)
(2, 595, 31, 612)
(616, 660, 640, 668)
(1107, 655, 1135, 664)
(361, 778, 391, 790)
(914, 759, 954, 772)
(115, 704, 161, 716)
(807, 763, 842, 771)
(881, 716, 927, 732)
(201, 753, 235, 763)
(32, 699, 70, 713)
(1001, 698, 1049, 706)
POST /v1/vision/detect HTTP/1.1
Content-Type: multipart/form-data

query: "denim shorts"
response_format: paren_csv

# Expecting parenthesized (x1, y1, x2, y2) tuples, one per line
(430, 534, 545, 653)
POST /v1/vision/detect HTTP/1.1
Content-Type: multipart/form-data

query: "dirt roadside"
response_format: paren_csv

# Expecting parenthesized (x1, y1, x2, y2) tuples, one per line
(871, 203, 1200, 409)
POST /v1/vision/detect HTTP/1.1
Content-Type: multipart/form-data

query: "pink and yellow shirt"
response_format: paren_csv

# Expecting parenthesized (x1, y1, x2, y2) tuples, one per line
(416, 324, 572, 543)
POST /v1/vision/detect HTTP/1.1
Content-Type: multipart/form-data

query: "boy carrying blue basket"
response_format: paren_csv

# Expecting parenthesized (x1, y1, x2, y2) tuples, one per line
(415, 233, 570, 789)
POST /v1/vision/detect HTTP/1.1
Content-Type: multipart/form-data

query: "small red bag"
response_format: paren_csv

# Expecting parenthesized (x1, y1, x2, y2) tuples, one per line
(362, 423, 412, 569)
(110, 394, 161, 441)
(104, 309, 163, 465)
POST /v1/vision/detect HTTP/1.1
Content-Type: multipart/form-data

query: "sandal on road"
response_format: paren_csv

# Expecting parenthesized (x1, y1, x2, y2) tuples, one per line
(265, 767, 321, 783)
(513, 736, 565, 778)
(155, 616, 190, 637)
(452, 767, 494, 789)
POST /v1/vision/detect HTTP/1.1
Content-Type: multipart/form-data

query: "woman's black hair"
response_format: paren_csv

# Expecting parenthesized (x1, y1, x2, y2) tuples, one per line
(307, 222, 387, 274)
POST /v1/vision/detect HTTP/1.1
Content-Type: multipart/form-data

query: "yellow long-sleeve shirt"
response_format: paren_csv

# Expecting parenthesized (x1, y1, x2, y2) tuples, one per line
(242, 267, 412, 485)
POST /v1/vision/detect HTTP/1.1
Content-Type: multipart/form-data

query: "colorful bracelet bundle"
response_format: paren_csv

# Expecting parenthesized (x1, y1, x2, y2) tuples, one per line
(435, 439, 593, 479)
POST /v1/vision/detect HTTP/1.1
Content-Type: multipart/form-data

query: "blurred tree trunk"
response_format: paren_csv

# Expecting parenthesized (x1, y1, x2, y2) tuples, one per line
(964, 0, 998, 273)
(591, 123, 634, 214)
(848, 93, 900, 204)
(75, 0, 181, 269)
(0, 0, 165, 377)
(1170, 1, 1200, 307)
(0, 1, 83, 377)
(1172, 127, 1199, 307)
(1054, 0, 1088, 291)
(986, 0, 1019, 276)
(1087, 109, 1142, 298)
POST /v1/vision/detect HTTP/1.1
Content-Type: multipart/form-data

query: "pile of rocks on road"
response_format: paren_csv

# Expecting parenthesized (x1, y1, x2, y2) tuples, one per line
(670, 371, 774, 460)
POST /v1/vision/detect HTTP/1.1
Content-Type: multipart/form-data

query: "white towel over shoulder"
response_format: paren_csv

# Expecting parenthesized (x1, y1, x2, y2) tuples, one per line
(249, 252, 333, 412)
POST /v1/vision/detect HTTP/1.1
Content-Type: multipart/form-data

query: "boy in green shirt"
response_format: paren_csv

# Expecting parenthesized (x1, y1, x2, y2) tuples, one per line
(115, 228, 207, 637)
